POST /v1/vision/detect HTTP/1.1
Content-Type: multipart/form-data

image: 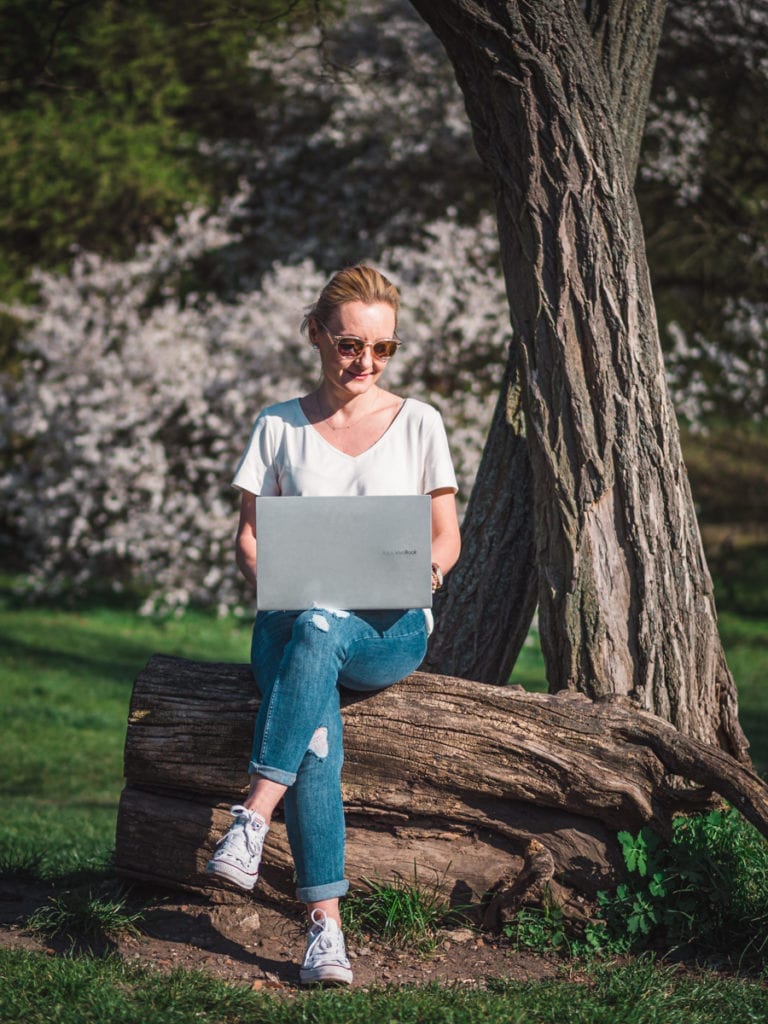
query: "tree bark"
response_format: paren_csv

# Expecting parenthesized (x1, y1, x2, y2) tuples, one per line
(115, 656, 768, 911)
(424, 2, 667, 686)
(585, 0, 668, 180)
(409, 0, 749, 762)
(425, 347, 538, 683)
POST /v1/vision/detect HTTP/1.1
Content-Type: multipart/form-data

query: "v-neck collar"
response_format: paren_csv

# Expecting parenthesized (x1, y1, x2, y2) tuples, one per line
(296, 396, 408, 460)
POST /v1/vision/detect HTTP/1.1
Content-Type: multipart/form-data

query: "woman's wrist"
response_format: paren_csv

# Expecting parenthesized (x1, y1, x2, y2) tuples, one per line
(431, 562, 443, 592)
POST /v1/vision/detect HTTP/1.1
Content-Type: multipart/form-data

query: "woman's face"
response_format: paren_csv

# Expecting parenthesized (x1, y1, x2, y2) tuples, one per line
(310, 301, 397, 398)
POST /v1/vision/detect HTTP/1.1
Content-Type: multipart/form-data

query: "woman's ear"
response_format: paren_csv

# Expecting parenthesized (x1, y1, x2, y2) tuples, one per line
(308, 317, 320, 349)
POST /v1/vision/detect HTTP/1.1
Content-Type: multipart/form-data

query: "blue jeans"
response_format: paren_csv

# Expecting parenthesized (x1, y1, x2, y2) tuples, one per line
(249, 607, 428, 903)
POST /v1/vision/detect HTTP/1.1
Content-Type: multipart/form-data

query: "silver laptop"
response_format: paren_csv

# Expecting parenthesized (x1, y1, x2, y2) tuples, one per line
(255, 495, 432, 610)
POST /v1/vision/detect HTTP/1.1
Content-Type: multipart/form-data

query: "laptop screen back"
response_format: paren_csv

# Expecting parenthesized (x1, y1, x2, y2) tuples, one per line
(255, 495, 432, 610)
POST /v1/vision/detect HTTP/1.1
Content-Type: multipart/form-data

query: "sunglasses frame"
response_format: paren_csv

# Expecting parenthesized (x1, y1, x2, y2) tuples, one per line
(315, 320, 401, 360)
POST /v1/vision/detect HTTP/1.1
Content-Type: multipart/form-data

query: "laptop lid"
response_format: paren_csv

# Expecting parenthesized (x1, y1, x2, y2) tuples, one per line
(255, 495, 432, 610)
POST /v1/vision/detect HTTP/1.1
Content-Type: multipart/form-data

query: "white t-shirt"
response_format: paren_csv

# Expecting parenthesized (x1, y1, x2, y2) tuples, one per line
(232, 397, 458, 632)
(232, 397, 458, 498)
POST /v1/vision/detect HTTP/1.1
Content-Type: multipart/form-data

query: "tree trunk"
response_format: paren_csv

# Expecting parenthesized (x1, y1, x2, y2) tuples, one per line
(425, 348, 538, 683)
(584, 0, 667, 180)
(115, 656, 768, 916)
(409, 0, 749, 762)
(424, 2, 666, 686)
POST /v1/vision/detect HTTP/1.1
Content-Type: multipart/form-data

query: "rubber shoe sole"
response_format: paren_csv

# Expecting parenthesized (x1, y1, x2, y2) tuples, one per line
(204, 856, 259, 890)
(299, 963, 354, 986)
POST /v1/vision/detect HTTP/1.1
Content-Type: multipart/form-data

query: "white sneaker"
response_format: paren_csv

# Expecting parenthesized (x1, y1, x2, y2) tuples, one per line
(299, 909, 354, 986)
(205, 805, 268, 890)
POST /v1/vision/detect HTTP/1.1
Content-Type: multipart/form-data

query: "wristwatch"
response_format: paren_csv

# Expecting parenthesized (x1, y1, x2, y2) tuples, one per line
(431, 562, 444, 592)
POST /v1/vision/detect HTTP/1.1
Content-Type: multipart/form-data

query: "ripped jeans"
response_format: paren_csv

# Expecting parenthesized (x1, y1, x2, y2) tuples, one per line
(249, 607, 428, 903)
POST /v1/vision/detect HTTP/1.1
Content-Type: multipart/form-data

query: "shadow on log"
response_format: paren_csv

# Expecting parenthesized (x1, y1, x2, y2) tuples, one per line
(115, 655, 768, 922)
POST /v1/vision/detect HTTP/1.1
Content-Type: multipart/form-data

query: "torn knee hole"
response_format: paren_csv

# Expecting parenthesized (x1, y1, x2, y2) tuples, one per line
(308, 607, 350, 632)
(307, 726, 329, 759)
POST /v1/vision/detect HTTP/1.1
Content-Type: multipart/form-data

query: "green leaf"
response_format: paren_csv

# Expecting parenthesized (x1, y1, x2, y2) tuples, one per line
(649, 873, 667, 898)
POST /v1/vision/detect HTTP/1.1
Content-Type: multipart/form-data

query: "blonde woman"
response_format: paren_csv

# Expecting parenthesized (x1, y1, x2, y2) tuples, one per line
(206, 265, 460, 985)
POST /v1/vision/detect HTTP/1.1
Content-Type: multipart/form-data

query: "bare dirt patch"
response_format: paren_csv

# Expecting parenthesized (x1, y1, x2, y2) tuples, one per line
(0, 879, 570, 990)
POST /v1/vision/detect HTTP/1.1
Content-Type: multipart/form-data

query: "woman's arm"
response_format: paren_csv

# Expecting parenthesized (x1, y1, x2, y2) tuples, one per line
(429, 488, 461, 586)
(235, 491, 258, 589)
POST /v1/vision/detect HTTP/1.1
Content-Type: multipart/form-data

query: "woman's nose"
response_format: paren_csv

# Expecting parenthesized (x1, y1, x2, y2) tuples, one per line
(355, 346, 374, 369)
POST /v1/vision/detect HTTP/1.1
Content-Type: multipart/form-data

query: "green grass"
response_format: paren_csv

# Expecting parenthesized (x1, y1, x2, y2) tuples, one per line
(1, 949, 767, 1024)
(0, 583, 252, 877)
(509, 623, 548, 693)
(719, 609, 768, 778)
(342, 867, 457, 952)
(27, 881, 144, 953)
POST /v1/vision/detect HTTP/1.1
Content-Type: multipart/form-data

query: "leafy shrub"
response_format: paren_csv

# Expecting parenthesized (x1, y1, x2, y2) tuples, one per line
(592, 808, 768, 966)
(503, 893, 569, 954)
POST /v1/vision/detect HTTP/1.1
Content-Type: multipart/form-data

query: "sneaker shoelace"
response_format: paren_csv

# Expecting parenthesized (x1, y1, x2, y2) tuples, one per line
(220, 805, 264, 861)
(306, 911, 347, 963)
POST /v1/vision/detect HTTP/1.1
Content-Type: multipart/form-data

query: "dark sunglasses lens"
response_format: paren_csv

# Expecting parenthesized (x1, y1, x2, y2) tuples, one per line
(373, 341, 398, 358)
(336, 338, 363, 356)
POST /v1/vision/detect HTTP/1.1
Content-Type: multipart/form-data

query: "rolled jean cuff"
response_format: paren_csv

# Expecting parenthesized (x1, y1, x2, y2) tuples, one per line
(248, 761, 297, 787)
(296, 878, 349, 903)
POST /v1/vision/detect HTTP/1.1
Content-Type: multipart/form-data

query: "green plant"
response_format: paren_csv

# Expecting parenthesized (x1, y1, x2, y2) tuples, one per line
(591, 808, 768, 966)
(502, 889, 569, 953)
(27, 883, 144, 952)
(342, 866, 457, 953)
(0, 584, 254, 879)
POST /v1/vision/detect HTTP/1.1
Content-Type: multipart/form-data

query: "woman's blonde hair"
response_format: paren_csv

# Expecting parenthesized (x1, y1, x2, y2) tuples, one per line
(301, 265, 400, 333)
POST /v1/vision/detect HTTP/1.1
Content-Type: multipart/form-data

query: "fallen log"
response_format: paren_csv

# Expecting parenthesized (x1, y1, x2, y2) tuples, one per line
(114, 655, 768, 917)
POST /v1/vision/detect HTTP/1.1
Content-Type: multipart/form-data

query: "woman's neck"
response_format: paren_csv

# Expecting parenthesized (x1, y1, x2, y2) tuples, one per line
(312, 385, 382, 425)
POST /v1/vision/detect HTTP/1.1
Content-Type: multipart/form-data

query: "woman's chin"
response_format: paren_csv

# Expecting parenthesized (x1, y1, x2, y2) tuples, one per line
(335, 373, 378, 392)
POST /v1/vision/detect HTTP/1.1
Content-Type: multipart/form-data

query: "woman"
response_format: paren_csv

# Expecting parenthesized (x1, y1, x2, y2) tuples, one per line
(206, 265, 461, 985)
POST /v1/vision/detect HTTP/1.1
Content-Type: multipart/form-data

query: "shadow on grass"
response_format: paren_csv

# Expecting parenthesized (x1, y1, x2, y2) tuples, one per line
(0, 633, 157, 688)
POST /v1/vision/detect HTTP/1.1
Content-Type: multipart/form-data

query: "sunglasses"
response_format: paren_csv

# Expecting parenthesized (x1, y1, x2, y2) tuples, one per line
(317, 321, 401, 360)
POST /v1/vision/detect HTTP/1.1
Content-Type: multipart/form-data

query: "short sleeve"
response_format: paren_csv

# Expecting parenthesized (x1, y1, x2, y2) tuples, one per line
(421, 408, 458, 495)
(232, 411, 281, 496)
